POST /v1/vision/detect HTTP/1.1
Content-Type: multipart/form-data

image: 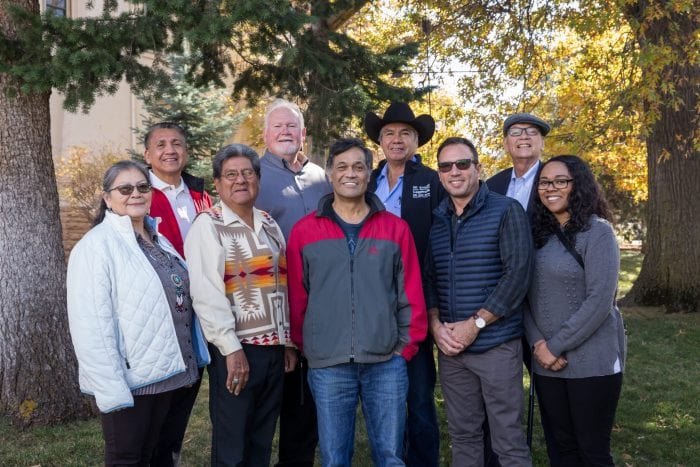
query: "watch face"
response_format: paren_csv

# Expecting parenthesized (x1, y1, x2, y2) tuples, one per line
(475, 316, 486, 329)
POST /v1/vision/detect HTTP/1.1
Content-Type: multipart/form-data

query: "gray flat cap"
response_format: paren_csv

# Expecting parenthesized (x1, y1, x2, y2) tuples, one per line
(503, 113, 551, 136)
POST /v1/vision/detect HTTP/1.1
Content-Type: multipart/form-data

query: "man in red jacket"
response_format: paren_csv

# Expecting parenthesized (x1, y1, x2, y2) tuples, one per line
(144, 122, 213, 258)
(287, 138, 427, 466)
(143, 121, 212, 466)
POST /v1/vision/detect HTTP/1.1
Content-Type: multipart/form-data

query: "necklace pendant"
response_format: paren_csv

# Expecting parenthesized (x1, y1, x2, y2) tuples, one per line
(171, 273, 186, 312)
(170, 273, 183, 287)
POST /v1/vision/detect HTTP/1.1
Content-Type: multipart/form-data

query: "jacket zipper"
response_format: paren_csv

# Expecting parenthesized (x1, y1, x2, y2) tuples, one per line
(349, 254, 356, 362)
(449, 217, 457, 323)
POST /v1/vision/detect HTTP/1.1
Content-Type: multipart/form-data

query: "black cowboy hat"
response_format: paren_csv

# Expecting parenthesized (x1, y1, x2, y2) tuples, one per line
(364, 102, 435, 147)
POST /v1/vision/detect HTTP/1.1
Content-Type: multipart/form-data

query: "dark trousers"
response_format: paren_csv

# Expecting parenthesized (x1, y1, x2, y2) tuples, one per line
(151, 373, 202, 467)
(534, 373, 623, 467)
(528, 342, 562, 466)
(209, 344, 285, 467)
(101, 391, 174, 466)
(405, 337, 440, 467)
(275, 353, 318, 467)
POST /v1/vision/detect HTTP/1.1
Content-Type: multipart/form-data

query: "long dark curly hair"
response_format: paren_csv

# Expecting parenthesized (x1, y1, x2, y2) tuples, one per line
(532, 155, 612, 248)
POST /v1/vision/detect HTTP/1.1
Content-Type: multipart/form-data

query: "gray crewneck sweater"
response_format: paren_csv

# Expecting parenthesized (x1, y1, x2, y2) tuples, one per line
(526, 215, 626, 378)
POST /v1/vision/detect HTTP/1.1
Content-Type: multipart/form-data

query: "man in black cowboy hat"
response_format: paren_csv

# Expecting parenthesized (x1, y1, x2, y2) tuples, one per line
(365, 101, 445, 467)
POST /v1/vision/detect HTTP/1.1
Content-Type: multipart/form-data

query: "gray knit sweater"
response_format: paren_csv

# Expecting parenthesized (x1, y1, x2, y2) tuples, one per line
(526, 216, 626, 378)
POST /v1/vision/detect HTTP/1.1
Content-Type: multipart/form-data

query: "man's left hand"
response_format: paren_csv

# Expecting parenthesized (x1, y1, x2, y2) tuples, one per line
(284, 347, 298, 373)
(444, 319, 479, 349)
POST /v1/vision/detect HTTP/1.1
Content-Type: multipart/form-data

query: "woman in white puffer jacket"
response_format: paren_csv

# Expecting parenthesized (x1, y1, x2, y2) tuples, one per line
(67, 160, 209, 465)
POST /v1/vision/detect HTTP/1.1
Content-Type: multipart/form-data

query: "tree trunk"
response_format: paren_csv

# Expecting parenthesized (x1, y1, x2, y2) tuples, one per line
(0, 0, 93, 425)
(621, 2, 700, 312)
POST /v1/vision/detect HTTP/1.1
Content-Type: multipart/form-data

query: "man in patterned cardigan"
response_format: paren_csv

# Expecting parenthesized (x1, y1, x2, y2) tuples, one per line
(185, 144, 297, 465)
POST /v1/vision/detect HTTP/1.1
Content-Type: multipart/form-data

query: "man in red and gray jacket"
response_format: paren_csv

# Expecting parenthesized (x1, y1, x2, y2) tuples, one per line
(287, 138, 427, 466)
(143, 121, 212, 466)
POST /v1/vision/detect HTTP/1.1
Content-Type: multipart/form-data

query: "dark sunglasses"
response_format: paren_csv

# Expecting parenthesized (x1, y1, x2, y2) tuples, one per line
(106, 182, 152, 196)
(437, 159, 475, 173)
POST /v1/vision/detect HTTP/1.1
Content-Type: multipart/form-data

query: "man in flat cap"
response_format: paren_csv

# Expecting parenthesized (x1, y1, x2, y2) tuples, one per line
(487, 112, 551, 217)
(487, 113, 559, 465)
(365, 101, 445, 467)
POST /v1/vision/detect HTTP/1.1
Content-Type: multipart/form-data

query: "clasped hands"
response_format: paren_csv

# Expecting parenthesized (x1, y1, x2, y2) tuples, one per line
(532, 339, 567, 371)
(431, 319, 479, 356)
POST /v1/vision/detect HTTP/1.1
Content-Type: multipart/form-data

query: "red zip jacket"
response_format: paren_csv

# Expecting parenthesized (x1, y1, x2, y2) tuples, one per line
(287, 193, 427, 368)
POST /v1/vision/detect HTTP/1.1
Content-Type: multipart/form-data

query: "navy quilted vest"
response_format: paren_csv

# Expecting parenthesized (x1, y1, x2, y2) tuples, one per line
(430, 185, 524, 353)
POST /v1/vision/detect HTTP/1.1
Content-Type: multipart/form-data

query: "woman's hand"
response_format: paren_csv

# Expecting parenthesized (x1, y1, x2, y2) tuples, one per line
(533, 340, 567, 371)
(549, 356, 568, 372)
(284, 348, 298, 373)
(225, 349, 249, 395)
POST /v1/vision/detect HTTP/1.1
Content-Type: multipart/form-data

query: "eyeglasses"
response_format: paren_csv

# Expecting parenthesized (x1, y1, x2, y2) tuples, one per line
(222, 169, 256, 181)
(507, 127, 540, 137)
(437, 159, 475, 173)
(106, 182, 152, 196)
(537, 179, 573, 190)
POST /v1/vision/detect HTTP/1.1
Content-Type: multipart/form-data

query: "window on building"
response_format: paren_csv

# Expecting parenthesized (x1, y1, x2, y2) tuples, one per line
(46, 0, 67, 17)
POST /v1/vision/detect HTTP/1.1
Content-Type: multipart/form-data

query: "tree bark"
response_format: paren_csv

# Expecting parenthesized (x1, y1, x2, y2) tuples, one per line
(0, 0, 93, 425)
(621, 2, 700, 312)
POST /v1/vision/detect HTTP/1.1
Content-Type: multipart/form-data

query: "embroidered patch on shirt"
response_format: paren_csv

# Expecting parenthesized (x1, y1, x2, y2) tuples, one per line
(412, 184, 431, 199)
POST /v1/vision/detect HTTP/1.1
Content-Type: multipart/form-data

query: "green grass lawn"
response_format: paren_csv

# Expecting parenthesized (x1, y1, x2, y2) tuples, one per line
(2, 251, 698, 466)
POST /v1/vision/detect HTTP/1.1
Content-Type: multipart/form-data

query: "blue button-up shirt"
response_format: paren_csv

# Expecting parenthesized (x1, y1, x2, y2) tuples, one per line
(373, 156, 417, 216)
(506, 161, 540, 211)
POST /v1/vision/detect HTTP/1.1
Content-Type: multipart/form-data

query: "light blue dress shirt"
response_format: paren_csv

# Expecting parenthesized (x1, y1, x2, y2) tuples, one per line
(506, 161, 540, 211)
(374, 156, 417, 216)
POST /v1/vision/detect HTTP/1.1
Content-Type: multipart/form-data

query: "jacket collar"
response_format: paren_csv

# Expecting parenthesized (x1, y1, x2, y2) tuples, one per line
(374, 154, 424, 175)
(316, 192, 385, 219)
(103, 211, 186, 263)
(145, 168, 205, 193)
(262, 149, 311, 172)
(103, 210, 159, 234)
(218, 202, 275, 233)
(436, 181, 490, 219)
(181, 171, 206, 193)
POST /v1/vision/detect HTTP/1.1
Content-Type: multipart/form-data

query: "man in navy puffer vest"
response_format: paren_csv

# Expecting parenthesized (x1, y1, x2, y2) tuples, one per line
(424, 137, 534, 466)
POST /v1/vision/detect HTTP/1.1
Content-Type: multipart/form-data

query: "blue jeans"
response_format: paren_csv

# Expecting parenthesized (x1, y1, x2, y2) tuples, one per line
(308, 356, 408, 467)
(405, 338, 439, 467)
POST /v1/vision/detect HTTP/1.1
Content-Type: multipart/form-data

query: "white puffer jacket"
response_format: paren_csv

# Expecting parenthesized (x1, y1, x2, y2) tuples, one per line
(67, 211, 209, 413)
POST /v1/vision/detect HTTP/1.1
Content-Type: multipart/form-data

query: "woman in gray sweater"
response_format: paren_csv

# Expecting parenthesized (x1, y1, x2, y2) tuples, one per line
(526, 155, 626, 466)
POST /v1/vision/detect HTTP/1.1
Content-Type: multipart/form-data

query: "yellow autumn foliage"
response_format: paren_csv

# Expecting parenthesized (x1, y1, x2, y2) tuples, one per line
(55, 147, 127, 220)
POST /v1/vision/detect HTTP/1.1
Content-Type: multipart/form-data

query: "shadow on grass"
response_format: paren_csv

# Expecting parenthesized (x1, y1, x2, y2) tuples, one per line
(3, 252, 698, 465)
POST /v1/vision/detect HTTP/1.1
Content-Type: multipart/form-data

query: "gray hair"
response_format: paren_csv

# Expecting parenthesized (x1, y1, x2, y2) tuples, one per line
(94, 160, 149, 225)
(264, 98, 305, 129)
(213, 144, 261, 180)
